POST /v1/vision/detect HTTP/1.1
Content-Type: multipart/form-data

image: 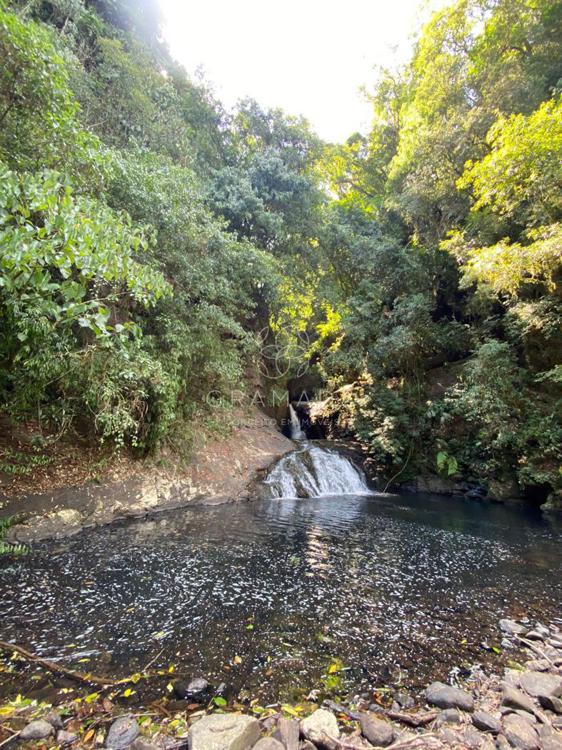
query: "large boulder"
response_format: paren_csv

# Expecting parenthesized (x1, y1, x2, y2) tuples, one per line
(188, 714, 260, 750)
(426, 682, 474, 712)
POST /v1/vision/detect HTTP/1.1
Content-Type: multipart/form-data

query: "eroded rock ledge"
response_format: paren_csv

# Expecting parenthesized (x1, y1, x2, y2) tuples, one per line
(2, 408, 294, 543)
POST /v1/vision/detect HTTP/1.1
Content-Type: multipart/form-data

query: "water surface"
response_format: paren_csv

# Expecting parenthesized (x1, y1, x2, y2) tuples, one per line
(1, 491, 561, 702)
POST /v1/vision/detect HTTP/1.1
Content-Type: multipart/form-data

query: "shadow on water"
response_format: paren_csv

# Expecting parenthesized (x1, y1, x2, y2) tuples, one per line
(0, 485, 561, 703)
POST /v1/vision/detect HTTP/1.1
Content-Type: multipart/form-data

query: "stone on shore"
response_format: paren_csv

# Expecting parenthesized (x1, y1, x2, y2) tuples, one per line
(434, 709, 462, 726)
(251, 739, 284, 750)
(174, 677, 210, 700)
(301, 710, 340, 745)
(500, 620, 528, 637)
(20, 720, 55, 740)
(57, 729, 79, 746)
(472, 711, 501, 734)
(502, 714, 540, 750)
(539, 695, 562, 714)
(519, 670, 562, 698)
(358, 713, 395, 746)
(501, 684, 537, 714)
(273, 717, 299, 750)
(426, 681, 474, 712)
(188, 714, 260, 750)
(106, 717, 140, 749)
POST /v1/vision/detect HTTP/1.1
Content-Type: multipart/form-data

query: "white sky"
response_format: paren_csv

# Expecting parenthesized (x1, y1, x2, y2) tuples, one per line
(160, 0, 449, 143)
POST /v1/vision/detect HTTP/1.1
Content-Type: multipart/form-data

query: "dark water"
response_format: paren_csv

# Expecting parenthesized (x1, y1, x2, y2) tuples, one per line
(1, 491, 561, 703)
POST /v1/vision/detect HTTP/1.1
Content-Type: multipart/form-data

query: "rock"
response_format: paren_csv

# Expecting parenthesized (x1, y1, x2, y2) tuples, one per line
(434, 709, 462, 725)
(393, 692, 415, 709)
(188, 714, 260, 750)
(525, 659, 550, 672)
(299, 742, 316, 750)
(106, 716, 140, 749)
(340, 738, 373, 750)
(543, 490, 562, 512)
(520, 671, 562, 698)
(525, 631, 546, 641)
(174, 677, 210, 700)
(539, 695, 562, 714)
(20, 720, 55, 740)
(358, 713, 394, 747)
(425, 681, 474, 712)
(500, 620, 528, 637)
(274, 718, 299, 750)
(45, 710, 64, 729)
(542, 736, 562, 750)
(252, 739, 285, 750)
(464, 726, 491, 749)
(503, 714, 540, 750)
(131, 740, 161, 750)
(438, 728, 459, 746)
(472, 711, 501, 734)
(301, 710, 340, 745)
(501, 684, 537, 715)
(57, 729, 79, 746)
(488, 479, 522, 503)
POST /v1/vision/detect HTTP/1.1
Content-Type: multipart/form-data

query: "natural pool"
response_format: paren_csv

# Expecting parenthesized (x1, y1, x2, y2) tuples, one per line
(1, 466, 561, 704)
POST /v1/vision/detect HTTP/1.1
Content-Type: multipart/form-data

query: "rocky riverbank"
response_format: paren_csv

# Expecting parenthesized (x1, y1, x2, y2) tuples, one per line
(1, 617, 561, 750)
(0, 408, 294, 543)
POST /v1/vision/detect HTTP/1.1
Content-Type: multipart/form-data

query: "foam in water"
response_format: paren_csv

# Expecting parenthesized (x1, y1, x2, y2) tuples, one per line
(263, 443, 371, 498)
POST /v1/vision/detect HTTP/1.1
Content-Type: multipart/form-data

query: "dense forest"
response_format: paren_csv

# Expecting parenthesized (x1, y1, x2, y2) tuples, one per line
(1, 0, 561, 503)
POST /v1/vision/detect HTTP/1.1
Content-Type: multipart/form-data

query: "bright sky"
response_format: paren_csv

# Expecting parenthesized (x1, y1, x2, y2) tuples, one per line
(160, 0, 449, 143)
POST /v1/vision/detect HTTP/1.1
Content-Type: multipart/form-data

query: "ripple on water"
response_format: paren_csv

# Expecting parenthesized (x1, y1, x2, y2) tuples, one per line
(0, 492, 561, 701)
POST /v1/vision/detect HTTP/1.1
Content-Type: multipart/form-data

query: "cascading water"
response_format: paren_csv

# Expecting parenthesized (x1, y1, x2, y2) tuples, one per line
(288, 403, 306, 440)
(262, 443, 372, 498)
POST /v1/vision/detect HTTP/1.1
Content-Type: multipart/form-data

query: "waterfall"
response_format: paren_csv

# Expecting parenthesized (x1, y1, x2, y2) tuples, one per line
(288, 404, 306, 441)
(263, 444, 372, 499)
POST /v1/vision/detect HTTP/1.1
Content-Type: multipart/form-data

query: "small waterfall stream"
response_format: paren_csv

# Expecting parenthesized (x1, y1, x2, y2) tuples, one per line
(263, 443, 372, 498)
(288, 404, 306, 440)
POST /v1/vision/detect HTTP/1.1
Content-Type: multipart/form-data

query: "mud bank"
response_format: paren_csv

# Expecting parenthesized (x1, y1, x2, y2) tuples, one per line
(1, 408, 294, 543)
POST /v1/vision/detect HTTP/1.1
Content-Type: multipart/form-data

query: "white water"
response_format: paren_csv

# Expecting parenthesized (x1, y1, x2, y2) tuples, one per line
(264, 443, 372, 498)
(288, 404, 306, 440)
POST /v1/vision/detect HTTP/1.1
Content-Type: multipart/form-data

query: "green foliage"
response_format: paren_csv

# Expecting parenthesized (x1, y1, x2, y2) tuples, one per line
(0, 516, 27, 557)
(0, 0, 560, 498)
(0, 7, 104, 182)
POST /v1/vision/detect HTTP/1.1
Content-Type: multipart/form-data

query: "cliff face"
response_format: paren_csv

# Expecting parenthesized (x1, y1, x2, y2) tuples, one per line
(2, 408, 294, 543)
